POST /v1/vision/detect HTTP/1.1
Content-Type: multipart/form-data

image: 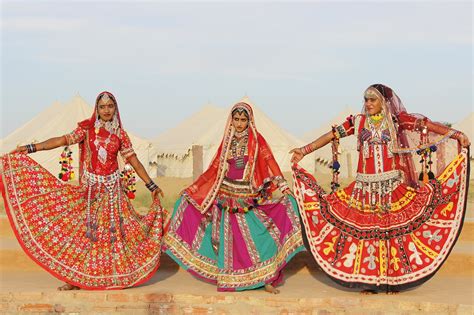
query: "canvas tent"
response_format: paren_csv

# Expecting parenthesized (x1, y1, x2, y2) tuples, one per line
(147, 104, 226, 177)
(0, 96, 91, 176)
(150, 97, 313, 178)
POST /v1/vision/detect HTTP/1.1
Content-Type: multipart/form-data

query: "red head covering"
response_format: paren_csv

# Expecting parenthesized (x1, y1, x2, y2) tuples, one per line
(184, 102, 285, 213)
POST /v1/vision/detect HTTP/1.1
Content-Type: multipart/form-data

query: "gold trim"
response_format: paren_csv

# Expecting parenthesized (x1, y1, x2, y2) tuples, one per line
(353, 240, 364, 275)
(437, 153, 464, 184)
(411, 233, 438, 260)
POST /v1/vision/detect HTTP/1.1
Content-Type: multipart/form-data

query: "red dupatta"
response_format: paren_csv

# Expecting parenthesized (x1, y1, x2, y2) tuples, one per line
(184, 102, 285, 214)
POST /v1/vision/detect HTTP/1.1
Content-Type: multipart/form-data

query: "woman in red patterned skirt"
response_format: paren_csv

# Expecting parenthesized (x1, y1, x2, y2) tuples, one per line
(0, 91, 164, 290)
(290, 84, 470, 293)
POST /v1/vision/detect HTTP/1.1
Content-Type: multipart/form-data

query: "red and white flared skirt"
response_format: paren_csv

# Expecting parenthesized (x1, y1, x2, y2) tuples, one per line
(292, 148, 469, 291)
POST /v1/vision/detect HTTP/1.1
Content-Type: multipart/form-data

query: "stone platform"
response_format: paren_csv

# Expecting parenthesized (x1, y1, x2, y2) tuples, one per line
(0, 216, 473, 314)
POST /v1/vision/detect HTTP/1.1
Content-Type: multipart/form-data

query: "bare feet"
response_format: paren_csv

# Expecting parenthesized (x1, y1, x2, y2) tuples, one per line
(57, 283, 80, 291)
(264, 284, 280, 294)
(360, 289, 378, 295)
(386, 290, 399, 295)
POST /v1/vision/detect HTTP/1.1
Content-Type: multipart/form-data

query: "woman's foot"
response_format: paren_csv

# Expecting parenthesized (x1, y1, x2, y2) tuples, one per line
(57, 283, 80, 291)
(264, 284, 280, 294)
(360, 290, 378, 295)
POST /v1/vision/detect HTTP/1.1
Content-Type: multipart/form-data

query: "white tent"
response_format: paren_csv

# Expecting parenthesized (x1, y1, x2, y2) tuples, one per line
(1, 95, 154, 177)
(147, 104, 226, 177)
(152, 104, 227, 155)
(302, 106, 359, 178)
(1, 95, 91, 176)
(150, 97, 313, 178)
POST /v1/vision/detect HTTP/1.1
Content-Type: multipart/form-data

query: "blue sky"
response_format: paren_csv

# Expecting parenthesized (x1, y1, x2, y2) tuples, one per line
(1, 1, 472, 139)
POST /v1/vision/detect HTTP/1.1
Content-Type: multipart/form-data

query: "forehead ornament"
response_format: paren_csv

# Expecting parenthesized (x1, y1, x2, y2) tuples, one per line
(364, 88, 381, 100)
(100, 93, 111, 103)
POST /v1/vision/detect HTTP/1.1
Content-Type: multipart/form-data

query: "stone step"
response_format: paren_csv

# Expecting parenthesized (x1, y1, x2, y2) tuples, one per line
(1, 269, 472, 314)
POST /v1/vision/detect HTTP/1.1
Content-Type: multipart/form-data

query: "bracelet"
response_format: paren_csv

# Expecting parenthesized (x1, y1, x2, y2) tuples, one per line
(145, 180, 159, 192)
(26, 144, 37, 153)
(451, 130, 462, 140)
(301, 144, 314, 156)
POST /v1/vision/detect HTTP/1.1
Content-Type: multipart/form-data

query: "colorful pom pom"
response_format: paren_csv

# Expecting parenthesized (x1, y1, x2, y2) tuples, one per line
(121, 164, 137, 200)
(58, 146, 74, 182)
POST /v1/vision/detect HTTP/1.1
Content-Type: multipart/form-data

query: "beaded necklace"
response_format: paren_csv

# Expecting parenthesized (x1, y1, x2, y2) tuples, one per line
(231, 130, 248, 169)
(93, 117, 119, 164)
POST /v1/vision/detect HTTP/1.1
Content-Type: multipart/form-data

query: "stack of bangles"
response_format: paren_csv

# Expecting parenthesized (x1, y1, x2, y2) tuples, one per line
(145, 180, 160, 192)
(26, 144, 37, 153)
(451, 130, 463, 140)
(301, 144, 315, 156)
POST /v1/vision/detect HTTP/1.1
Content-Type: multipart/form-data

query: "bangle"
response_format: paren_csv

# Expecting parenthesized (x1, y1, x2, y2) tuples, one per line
(449, 130, 460, 140)
(301, 144, 314, 156)
(26, 144, 37, 153)
(145, 180, 159, 192)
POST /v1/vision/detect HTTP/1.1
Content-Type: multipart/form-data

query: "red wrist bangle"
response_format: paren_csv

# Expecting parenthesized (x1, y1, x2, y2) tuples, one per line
(301, 144, 314, 156)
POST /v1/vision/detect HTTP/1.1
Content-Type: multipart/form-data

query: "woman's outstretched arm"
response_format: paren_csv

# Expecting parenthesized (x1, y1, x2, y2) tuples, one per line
(289, 130, 334, 164)
(398, 112, 470, 148)
(12, 136, 68, 154)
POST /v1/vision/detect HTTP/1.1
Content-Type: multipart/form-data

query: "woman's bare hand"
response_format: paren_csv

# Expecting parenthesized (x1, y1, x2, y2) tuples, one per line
(10, 145, 28, 154)
(289, 148, 304, 164)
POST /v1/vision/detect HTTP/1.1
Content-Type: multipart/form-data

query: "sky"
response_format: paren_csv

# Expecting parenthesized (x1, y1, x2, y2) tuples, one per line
(1, 1, 472, 139)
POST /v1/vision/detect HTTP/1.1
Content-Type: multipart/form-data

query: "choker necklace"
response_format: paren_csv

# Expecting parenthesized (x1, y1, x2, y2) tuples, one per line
(234, 128, 248, 138)
(369, 113, 384, 125)
(95, 118, 119, 135)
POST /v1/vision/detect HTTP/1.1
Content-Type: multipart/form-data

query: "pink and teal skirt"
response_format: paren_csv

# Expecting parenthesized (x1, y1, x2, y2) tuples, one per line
(164, 191, 305, 291)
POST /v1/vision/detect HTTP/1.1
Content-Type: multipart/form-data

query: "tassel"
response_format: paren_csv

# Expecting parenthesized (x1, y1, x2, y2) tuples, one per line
(58, 146, 74, 181)
(330, 125, 341, 192)
(422, 172, 429, 183)
(121, 164, 137, 199)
